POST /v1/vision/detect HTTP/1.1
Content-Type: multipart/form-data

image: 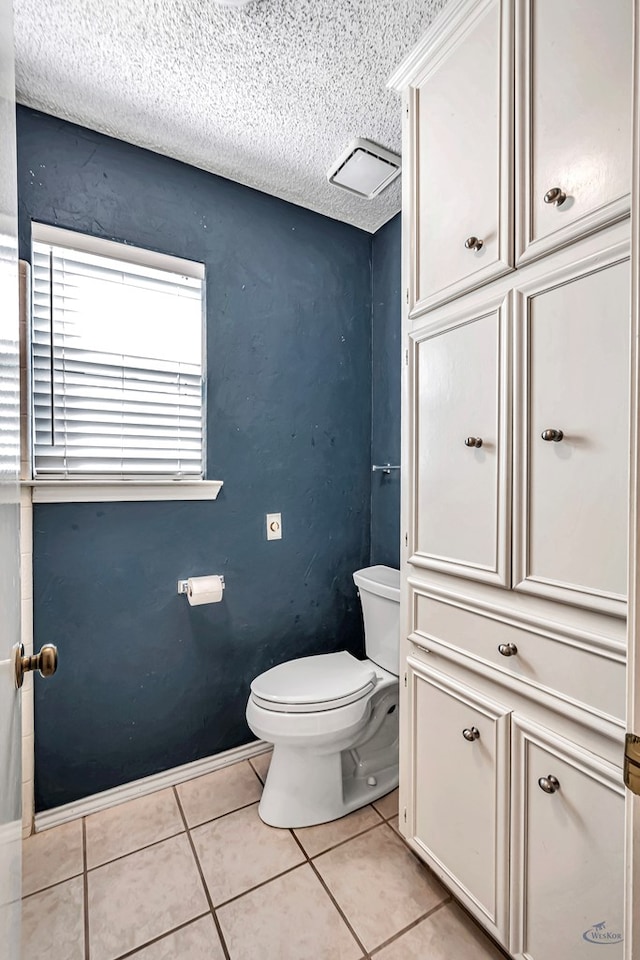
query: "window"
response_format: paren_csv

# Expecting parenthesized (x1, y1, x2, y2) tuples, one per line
(30, 225, 205, 482)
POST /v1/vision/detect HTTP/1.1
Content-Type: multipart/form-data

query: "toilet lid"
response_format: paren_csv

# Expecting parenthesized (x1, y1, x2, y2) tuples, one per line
(250, 652, 377, 713)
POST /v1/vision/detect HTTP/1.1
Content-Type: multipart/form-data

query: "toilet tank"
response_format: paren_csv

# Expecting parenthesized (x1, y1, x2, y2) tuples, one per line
(353, 565, 400, 676)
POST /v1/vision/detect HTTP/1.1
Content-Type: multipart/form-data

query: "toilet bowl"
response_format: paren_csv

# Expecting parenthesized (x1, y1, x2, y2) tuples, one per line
(246, 565, 400, 828)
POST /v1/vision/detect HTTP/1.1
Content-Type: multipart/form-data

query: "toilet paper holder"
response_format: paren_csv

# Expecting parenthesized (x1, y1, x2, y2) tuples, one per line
(177, 576, 225, 595)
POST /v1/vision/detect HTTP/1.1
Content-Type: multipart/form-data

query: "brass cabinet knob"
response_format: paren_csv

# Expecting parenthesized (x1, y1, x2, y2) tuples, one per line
(541, 428, 564, 442)
(462, 726, 480, 742)
(498, 642, 518, 657)
(14, 643, 58, 689)
(465, 437, 483, 448)
(538, 775, 560, 794)
(464, 236, 484, 251)
(544, 186, 567, 206)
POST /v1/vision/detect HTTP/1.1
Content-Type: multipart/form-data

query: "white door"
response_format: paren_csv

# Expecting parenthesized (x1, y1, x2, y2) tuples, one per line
(516, 0, 632, 264)
(408, 0, 513, 315)
(513, 246, 630, 617)
(411, 293, 511, 586)
(0, 0, 22, 957)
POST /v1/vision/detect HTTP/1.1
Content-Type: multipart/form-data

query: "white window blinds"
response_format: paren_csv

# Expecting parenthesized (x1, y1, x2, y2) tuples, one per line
(31, 230, 205, 479)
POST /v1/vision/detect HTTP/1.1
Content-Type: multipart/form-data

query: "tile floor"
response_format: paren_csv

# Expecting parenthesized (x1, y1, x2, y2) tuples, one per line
(22, 752, 507, 960)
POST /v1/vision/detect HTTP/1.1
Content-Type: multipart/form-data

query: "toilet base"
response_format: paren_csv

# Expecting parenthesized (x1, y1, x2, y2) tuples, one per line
(258, 743, 399, 828)
(256, 684, 399, 828)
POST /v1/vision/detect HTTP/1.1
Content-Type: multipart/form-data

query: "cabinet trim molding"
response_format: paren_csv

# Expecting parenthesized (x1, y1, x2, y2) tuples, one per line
(625, 3, 640, 956)
(408, 630, 625, 741)
(388, 0, 477, 92)
(512, 238, 631, 617)
(406, 577, 626, 659)
(407, 580, 626, 736)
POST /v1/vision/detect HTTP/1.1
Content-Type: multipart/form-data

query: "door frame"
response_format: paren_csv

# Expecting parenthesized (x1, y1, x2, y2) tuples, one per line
(625, 3, 640, 957)
(0, 0, 22, 954)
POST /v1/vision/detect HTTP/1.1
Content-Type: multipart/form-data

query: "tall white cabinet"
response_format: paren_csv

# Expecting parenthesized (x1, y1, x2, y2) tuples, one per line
(390, 0, 633, 956)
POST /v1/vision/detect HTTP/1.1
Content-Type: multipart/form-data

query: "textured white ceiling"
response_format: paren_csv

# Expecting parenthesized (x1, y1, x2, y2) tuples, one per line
(13, 0, 445, 233)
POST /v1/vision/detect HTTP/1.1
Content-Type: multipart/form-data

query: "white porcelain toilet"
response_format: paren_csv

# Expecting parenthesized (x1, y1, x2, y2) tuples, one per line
(246, 565, 400, 828)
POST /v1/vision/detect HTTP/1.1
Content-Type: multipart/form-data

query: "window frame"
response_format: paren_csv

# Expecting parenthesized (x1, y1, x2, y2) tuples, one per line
(24, 223, 221, 503)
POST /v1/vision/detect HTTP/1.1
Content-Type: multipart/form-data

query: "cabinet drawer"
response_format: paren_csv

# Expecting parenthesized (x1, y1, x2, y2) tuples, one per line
(408, 658, 510, 944)
(411, 590, 625, 722)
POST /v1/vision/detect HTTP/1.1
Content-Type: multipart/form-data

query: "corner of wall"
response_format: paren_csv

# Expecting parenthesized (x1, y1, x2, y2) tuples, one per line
(19, 258, 34, 838)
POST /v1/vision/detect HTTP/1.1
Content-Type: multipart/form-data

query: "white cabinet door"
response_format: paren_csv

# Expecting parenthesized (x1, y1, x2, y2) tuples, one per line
(407, 658, 510, 945)
(408, 0, 513, 315)
(513, 244, 630, 616)
(411, 293, 510, 586)
(511, 716, 625, 960)
(516, 0, 632, 264)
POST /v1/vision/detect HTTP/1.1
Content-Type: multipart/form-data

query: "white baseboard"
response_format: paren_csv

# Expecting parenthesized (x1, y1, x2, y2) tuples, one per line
(34, 739, 271, 833)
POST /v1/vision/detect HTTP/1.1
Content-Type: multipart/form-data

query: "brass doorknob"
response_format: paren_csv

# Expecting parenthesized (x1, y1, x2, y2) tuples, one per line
(544, 187, 567, 206)
(538, 775, 560, 794)
(464, 236, 484, 251)
(462, 726, 480, 742)
(465, 437, 483, 448)
(14, 643, 58, 689)
(541, 428, 564, 442)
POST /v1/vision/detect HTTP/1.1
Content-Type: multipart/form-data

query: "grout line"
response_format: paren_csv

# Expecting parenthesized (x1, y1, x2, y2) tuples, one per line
(388, 819, 448, 872)
(440, 888, 511, 960)
(26, 763, 502, 960)
(81, 818, 90, 960)
(374, 816, 510, 958)
(173, 786, 232, 960)
(19, 809, 391, 903)
(303, 815, 385, 861)
(187, 798, 262, 833)
(368, 899, 451, 957)
(85, 829, 186, 873)
(248, 756, 269, 785)
(109, 912, 211, 960)
(22, 869, 85, 900)
(214, 861, 305, 909)
(290, 827, 371, 959)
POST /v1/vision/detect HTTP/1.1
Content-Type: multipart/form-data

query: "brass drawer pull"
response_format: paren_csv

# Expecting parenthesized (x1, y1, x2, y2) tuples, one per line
(462, 726, 480, 742)
(464, 236, 484, 251)
(498, 642, 518, 657)
(538, 775, 560, 794)
(544, 187, 567, 206)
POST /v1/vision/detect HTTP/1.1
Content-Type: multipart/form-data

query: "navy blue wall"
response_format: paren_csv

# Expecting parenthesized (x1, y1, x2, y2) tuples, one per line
(370, 214, 402, 568)
(18, 108, 374, 811)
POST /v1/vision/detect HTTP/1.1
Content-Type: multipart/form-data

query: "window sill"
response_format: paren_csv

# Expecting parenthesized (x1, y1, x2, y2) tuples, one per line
(23, 480, 224, 504)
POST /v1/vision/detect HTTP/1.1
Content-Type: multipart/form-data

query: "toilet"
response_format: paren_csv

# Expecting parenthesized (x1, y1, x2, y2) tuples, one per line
(246, 565, 400, 828)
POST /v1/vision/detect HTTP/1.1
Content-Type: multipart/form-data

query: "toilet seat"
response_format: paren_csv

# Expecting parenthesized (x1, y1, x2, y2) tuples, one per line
(250, 651, 377, 714)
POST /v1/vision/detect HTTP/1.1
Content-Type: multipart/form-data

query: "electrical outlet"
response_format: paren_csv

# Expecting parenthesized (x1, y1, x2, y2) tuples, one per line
(266, 513, 282, 540)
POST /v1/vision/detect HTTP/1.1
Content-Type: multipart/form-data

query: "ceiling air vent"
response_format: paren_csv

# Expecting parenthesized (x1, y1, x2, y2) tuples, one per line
(327, 139, 401, 199)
